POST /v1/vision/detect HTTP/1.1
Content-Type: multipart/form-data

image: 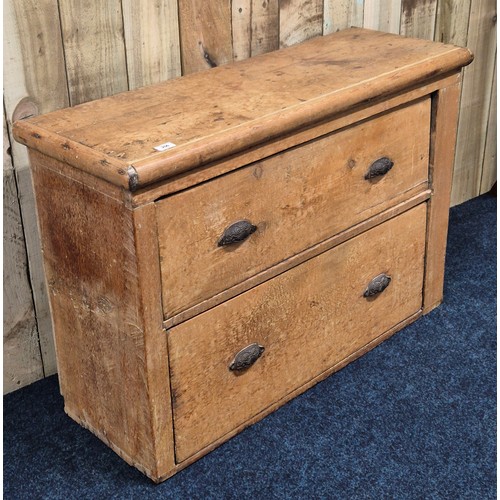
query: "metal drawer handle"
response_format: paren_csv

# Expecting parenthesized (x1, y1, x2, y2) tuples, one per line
(229, 343, 265, 371)
(364, 273, 391, 297)
(218, 220, 257, 247)
(364, 157, 394, 179)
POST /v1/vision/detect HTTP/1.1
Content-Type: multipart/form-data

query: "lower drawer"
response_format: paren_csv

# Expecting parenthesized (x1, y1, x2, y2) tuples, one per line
(168, 203, 427, 462)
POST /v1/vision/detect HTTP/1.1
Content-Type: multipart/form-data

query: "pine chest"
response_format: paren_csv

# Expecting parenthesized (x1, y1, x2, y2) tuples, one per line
(13, 28, 472, 482)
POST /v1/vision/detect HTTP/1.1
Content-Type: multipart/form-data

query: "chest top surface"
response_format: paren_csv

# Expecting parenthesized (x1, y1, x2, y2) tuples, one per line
(13, 28, 472, 192)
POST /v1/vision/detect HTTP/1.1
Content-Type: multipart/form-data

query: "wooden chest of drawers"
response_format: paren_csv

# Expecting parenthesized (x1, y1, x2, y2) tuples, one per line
(13, 28, 472, 482)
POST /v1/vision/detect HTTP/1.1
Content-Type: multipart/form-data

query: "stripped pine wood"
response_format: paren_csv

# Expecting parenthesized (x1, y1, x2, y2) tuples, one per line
(169, 205, 427, 461)
(3, 0, 70, 385)
(122, 0, 181, 89)
(423, 81, 462, 312)
(279, 0, 323, 48)
(324, 0, 364, 34)
(156, 99, 430, 316)
(30, 153, 174, 479)
(58, 0, 128, 105)
(3, 111, 44, 394)
(434, 0, 471, 45)
(178, 0, 233, 74)
(400, 0, 438, 40)
(480, 59, 497, 194)
(451, 0, 496, 205)
(16, 29, 472, 192)
(131, 73, 458, 206)
(363, 0, 401, 33)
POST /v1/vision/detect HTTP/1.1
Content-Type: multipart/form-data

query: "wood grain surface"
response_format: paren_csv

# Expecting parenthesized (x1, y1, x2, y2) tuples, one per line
(156, 99, 430, 317)
(168, 203, 427, 462)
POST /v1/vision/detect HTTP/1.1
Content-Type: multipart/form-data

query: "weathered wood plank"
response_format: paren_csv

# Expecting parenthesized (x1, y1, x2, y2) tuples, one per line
(232, 0, 251, 62)
(3, 111, 43, 394)
(122, 0, 181, 89)
(434, 0, 471, 45)
(58, 0, 128, 105)
(363, 0, 401, 33)
(480, 59, 497, 194)
(324, 0, 364, 34)
(279, 0, 323, 48)
(232, 0, 279, 60)
(251, 0, 279, 55)
(178, 0, 233, 74)
(3, 0, 68, 381)
(451, 0, 496, 205)
(400, 0, 438, 39)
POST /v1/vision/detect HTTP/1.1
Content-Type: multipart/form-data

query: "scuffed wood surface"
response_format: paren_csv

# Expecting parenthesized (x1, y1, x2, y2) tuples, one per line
(3, 113, 43, 394)
(30, 152, 173, 479)
(156, 99, 430, 317)
(169, 204, 427, 462)
(14, 29, 471, 191)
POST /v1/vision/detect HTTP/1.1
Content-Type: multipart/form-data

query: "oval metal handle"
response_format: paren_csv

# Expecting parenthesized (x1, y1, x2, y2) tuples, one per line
(364, 157, 394, 179)
(364, 273, 391, 297)
(229, 343, 265, 371)
(218, 220, 257, 247)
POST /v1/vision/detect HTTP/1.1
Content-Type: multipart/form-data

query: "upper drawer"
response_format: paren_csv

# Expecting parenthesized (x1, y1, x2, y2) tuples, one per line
(156, 98, 430, 318)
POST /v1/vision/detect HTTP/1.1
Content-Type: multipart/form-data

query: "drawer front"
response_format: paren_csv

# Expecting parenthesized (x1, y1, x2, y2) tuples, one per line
(157, 98, 430, 318)
(168, 204, 427, 462)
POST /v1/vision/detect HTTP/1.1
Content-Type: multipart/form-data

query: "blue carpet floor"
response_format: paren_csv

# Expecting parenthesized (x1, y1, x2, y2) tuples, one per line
(4, 194, 496, 499)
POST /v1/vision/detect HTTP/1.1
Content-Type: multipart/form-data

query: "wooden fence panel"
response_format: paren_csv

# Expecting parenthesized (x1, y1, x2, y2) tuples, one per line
(178, 0, 233, 74)
(280, 0, 323, 48)
(3, 110, 44, 394)
(480, 59, 497, 195)
(434, 0, 471, 45)
(122, 0, 182, 89)
(400, 0, 438, 39)
(58, 0, 128, 105)
(3, 0, 71, 385)
(363, 0, 401, 33)
(451, 0, 497, 205)
(324, 0, 364, 35)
